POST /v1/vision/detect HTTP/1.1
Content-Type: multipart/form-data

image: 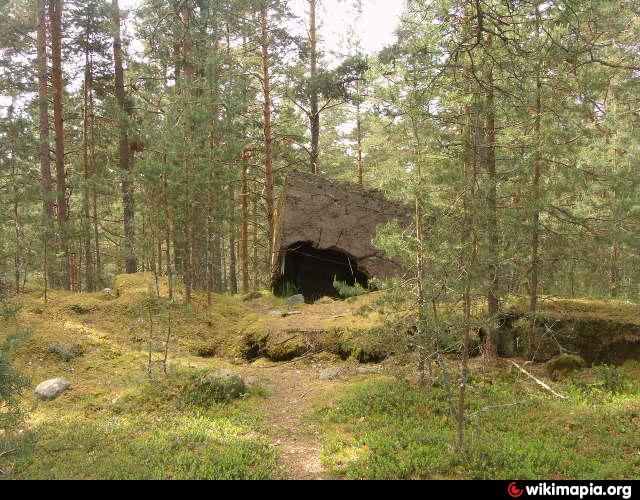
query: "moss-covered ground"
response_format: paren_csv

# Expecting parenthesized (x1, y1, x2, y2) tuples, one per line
(0, 273, 638, 479)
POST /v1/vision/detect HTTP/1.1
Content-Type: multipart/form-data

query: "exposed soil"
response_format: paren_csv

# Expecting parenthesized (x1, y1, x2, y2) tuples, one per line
(261, 363, 326, 480)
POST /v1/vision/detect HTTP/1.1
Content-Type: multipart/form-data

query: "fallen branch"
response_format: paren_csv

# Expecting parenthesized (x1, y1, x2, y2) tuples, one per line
(0, 448, 17, 459)
(258, 348, 319, 368)
(510, 360, 568, 400)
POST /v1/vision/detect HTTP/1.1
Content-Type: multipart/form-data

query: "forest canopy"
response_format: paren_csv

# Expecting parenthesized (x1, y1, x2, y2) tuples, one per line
(1, 0, 637, 308)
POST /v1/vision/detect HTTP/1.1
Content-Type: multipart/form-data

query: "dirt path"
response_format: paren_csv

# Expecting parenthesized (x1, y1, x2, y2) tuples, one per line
(260, 363, 327, 480)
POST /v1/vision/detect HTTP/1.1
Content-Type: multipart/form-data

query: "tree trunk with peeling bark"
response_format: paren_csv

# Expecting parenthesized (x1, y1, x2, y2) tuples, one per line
(49, 0, 70, 289)
(37, 0, 54, 285)
(309, 0, 319, 174)
(112, 0, 136, 275)
(260, 7, 275, 268)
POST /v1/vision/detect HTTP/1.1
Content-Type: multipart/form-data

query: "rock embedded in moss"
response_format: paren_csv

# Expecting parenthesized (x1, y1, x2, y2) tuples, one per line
(70, 304, 93, 314)
(201, 369, 246, 402)
(266, 335, 310, 361)
(243, 291, 263, 301)
(286, 294, 305, 305)
(35, 378, 71, 400)
(238, 332, 267, 360)
(546, 354, 586, 380)
(48, 343, 83, 362)
(315, 297, 335, 305)
(194, 344, 218, 358)
(319, 367, 340, 381)
(502, 300, 640, 364)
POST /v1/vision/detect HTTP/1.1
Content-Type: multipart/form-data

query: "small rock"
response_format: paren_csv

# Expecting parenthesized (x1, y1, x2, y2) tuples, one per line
(102, 288, 116, 298)
(70, 304, 92, 314)
(202, 369, 246, 401)
(48, 343, 82, 362)
(356, 365, 381, 375)
(315, 296, 334, 305)
(281, 310, 302, 317)
(243, 291, 262, 301)
(546, 354, 586, 381)
(286, 294, 305, 305)
(319, 367, 341, 381)
(35, 378, 71, 400)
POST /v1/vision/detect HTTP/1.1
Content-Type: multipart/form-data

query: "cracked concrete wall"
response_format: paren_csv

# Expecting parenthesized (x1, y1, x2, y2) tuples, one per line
(270, 171, 412, 287)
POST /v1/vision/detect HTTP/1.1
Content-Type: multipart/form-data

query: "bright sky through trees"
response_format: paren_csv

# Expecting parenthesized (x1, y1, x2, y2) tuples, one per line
(121, 0, 405, 58)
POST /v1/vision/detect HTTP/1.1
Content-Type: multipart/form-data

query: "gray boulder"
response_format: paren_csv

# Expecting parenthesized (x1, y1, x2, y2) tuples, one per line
(48, 343, 82, 362)
(203, 369, 246, 401)
(286, 294, 305, 305)
(35, 378, 71, 400)
(319, 367, 341, 381)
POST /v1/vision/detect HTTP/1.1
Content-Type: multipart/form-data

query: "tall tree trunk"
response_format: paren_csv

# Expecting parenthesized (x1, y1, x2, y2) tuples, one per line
(49, 0, 70, 289)
(82, 45, 95, 292)
(309, 0, 319, 174)
(228, 183, 238, 295)
(457, 102, 478, 451)
(207, 166, 214, 307)
(528, 6, 543, 360)
(157, 234, 162, 276)
(88, 64, 102, 287)
(356, 81, 364, 187)
(180, 2, 194, 302)
(484, 40, 499, 358)
(11, 145, 21, 294)
(410, 115, 426, 384)
(610, 244, 619, 297)
(112, 0, 136, 274)
(241, 149, 250, 294)
(37, 0, 54, 286)
(14, 200, 20, 294)
(252, 178, 259, 290)
(260, 7, 275, 271)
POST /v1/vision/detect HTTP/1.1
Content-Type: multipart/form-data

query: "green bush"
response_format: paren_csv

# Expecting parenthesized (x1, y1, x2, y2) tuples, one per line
(0, 330, 30, 428)
(315, 375, 640, 479)
(274, 281, 300, 299)
(590, 365, 629, 394)
(0, 299, 22, 321)
(333, 278, 368, 299)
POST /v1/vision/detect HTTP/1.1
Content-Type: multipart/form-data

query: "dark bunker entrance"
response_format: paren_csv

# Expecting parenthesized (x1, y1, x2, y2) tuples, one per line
(273, 242, 369, 303)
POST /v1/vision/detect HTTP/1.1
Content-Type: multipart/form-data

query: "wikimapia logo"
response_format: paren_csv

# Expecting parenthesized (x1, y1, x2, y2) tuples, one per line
(507, 482, 632, 499)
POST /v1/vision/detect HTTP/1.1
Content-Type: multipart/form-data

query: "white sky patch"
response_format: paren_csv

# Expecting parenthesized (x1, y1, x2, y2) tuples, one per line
(120, 0, 404, 60)
(1, 0, 404, 115)
(287, 0, 404, 59)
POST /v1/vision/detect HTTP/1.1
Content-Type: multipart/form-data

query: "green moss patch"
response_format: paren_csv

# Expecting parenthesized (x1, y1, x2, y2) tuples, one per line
(314, 366, 640, 479)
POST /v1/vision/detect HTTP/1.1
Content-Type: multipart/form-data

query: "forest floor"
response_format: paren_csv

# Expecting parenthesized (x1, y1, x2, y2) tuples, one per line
(0, 273, 639, 479)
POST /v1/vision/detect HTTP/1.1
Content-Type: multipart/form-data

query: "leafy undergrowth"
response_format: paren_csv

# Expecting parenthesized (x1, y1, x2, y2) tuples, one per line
(1, 369, 278, 479)
(0, 278, 280, 480)
(314, 362, 640, 479)
(2, 273, 639, 479)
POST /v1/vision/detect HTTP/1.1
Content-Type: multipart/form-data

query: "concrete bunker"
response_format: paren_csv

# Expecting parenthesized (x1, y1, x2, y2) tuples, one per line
(270, 171, 412, 302)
